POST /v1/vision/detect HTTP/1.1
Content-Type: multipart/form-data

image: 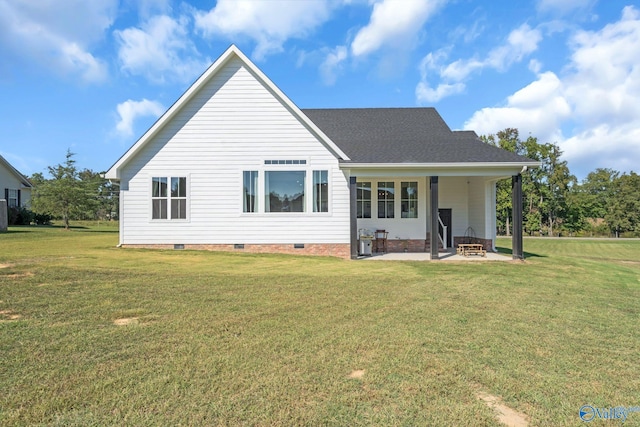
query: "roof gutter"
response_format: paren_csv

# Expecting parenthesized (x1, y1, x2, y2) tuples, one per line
(340, 161, 541, 169)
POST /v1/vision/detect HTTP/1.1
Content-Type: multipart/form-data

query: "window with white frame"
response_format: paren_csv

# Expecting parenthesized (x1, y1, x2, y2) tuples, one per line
(401, 182, 418, 218)
(265, 171, 305, 212)
(377, 182, 395, 218)
(356, 182, 371, 218)
(7, 189, 19, 208)
(243, 171, 258, 213)
(152, 176, 186, 220)
(313, 170, 328, 212)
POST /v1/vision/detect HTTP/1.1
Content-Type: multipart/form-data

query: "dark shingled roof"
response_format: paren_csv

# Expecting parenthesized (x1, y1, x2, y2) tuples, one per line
(302, 108, 534, 164)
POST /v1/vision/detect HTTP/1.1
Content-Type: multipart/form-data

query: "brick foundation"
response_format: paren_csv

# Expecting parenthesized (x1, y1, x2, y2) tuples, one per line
(121, 243, 352, 259)
(384, 239, 427, 253)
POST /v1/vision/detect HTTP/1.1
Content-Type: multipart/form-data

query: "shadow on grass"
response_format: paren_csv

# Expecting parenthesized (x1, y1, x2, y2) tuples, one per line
(495, 246, 546, 259)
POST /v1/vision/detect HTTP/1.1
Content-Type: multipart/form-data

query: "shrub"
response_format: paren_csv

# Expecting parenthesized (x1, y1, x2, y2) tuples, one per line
(34, 212, 53, 225)
(8, 207, 35, 225)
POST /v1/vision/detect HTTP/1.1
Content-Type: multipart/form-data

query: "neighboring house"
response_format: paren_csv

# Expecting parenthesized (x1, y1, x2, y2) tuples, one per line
(0, 155, 32, 209)
(105, 45, 538, 260)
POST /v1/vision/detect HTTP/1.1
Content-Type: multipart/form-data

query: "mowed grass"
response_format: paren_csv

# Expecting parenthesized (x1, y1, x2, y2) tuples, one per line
(1, 225, 639, 426)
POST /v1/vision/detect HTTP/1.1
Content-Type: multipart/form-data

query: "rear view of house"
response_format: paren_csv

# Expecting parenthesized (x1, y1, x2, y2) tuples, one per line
(105, 45, 537, 260)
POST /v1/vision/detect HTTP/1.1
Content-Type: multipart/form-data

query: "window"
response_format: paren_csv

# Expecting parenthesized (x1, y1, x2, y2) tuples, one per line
(401, 182, 418, 218)
(265, 160, 306, 165)
(243, 171, 258, 213)
(152, 176, 186, 220)
(152, 177, 167, 219)
(6, 189, 19, 208)
(171, 177, 187, 219)
(357, 182, 371, 218)
(265, 171, 305, 212)
(377, 182, 395, 218)
(313, 170, 328, 212)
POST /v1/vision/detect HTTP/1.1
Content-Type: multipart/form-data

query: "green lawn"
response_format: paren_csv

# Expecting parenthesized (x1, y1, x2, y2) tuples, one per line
(1, 224, 639, 426)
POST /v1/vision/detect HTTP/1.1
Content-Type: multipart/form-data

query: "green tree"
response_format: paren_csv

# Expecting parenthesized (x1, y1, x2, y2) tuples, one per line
(580, 168, 619, 219)
(605, 172, 640, 237)
(31, 150, 94, 229)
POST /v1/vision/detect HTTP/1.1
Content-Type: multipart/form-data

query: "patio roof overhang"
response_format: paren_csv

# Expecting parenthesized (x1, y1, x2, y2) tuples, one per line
(339, 161, 541, 178)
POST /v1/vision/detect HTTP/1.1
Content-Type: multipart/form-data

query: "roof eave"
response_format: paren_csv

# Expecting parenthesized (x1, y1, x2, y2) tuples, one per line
(340, 161, 541, 169)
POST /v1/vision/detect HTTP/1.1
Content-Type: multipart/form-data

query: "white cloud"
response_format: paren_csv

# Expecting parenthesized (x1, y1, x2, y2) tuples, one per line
(320, 45, 348, 85)
(415, 81, 465, 103)
(116, 99, 165, 137)
(351, 0, 446, 57)
(465, 72, 570, 143)
(464, 6, 640, 178)
(0, 0, 115, 82)
(417, 24, 542, 103)
(115, 14, 208, 84)
(194, 0, 333, 60)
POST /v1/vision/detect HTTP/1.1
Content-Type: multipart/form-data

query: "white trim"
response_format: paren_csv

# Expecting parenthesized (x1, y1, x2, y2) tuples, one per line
(105, 45, 349, 180)
(342, 163, 540, 178)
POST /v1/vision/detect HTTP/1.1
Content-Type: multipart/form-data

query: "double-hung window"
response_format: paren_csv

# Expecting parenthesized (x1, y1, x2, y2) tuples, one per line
(377, 182, 395, 218)
(152, 176, 186, 220)
(6, 189, 19, 208)
(401, 182, 418, 218)
(356, 182, 371, 218)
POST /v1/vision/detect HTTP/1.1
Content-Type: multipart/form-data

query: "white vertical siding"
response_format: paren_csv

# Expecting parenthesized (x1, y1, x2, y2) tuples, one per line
(118, 58, 349, 245)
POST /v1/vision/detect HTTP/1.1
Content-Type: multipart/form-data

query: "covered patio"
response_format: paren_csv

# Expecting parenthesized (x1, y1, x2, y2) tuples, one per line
(345, 170, 529, 261)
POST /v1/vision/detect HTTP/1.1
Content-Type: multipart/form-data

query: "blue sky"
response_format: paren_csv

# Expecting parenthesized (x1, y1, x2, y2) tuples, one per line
(1, 0, 638, 181)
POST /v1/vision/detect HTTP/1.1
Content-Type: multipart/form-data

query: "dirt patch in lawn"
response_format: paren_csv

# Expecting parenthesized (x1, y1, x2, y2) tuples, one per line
(113, 317, 139, 326)
(0, 310, 22, 321)
(0, 264, 11, 269)
(348, 369, 365, 379)
(476, 390, 529, 427)
(3, 272, 34, 279)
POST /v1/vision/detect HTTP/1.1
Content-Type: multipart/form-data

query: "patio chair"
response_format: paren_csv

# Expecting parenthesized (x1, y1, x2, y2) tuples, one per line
(374, 229, 388, 253)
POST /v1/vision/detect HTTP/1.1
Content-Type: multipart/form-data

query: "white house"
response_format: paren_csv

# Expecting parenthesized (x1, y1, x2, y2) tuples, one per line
(105, 45, 538, 260)
(1, 155, 32, 209)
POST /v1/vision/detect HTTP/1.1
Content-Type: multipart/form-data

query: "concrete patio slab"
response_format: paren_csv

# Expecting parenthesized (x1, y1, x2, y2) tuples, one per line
(360, 251, 512, 261)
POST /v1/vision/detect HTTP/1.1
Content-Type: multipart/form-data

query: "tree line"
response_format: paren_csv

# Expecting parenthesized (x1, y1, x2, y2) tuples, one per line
(484, 128, 640, 237)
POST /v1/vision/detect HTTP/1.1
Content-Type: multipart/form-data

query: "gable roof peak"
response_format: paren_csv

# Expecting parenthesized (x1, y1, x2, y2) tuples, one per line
(105, 45, 349, 179)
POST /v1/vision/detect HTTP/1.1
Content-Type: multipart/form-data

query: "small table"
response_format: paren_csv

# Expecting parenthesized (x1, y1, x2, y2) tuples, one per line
(457, 243, 486, 257)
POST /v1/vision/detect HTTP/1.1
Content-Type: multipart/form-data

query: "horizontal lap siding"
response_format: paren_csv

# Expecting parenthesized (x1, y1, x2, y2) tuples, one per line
(439, 177, 469, 238)
(120, 58, 349, 245)
(467, 178, 487, 237)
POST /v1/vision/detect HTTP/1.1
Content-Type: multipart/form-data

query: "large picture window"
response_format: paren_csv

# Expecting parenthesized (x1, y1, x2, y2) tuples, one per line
(313, 170, 328, 212)
(152, 176, 186, 220)
(357, 182, 371, 218)
(265, 171, 305, 212)
(401, 182, 418, 218)
(243, 171, 258, 213)
(377, 182, 395, 218)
